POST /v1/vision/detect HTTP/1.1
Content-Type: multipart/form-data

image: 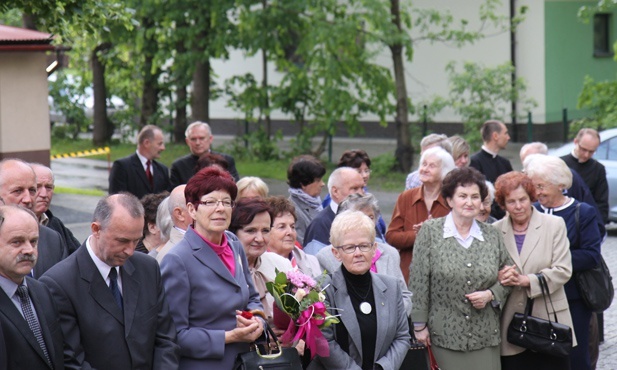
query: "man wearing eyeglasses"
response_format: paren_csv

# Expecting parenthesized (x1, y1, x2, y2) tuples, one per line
(561, 128, 608, 226)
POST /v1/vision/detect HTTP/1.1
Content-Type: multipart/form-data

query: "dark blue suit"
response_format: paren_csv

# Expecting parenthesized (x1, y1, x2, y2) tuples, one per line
(0, 277, 66, 369)
(40, 242, 179, 369)
(109, 153, 171, 199)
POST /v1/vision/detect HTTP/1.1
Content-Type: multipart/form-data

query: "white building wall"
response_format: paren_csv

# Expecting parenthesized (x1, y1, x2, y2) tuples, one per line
(209, 0, 546, 124)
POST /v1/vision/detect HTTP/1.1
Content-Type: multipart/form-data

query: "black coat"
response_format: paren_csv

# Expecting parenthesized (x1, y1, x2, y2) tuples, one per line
(170, 152, 239, 187)
(109, 154, 171, 199)
(0, 277, 66, 369)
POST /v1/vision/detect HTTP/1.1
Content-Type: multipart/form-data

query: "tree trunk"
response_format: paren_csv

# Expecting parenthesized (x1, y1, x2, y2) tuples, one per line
(22, 14, 38, 30)
(191, 59, 210, 122)
(390, 0, 413, 172)
(139, 17, 160, 128)
(261, 47, 271, 138)
(175, 85, 188, 143)
(92, 42, 113, 146)
(261, 0, 271, 138)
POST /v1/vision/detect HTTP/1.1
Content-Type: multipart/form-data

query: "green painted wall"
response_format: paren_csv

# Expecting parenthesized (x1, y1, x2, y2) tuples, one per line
(545, 1, 617, 122)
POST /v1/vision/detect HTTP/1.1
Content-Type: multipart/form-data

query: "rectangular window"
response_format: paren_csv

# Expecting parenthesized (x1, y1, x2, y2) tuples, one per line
(594, 13, 612, 57)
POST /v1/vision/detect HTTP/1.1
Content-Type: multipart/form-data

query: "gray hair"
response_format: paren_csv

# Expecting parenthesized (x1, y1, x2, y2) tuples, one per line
(156, 197, 172, 241)
(327, 167, 356, 193)
(338, 193, 380, 219)
(520, 142, 548, 163)
(485, 181, 495, 203)
(419, 147, 456, 181)
(30, 163, 55, 182)
(93, 193, 145, 229)
(525, 155, 572, 190)
(420, 133, 452, 154)
(329, 210, 375, 247)
(168, 185, 187, 215)
(0, 205, 38, 232)
(185, 121, 211, 138)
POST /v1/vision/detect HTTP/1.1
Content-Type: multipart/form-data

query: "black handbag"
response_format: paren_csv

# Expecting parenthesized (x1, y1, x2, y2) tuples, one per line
(234, 323, 303, 370)
(399, 319, 430, 370)
(572, 203, 614, 312)
(507, 273, 573, 357)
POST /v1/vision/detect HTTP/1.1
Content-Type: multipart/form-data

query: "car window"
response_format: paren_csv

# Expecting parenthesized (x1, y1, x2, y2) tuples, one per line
(596, 139, 609, 160)
(603, 137, 617, 161)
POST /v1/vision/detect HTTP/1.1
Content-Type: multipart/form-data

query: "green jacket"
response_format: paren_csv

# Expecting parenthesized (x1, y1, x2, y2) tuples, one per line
(409, 217, 512, 351)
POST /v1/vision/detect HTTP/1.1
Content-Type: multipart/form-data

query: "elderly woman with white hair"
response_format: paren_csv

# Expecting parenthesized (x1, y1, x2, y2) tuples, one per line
(525, 155, 602, 370)
(308, 210, 410, 370)
(476, 181, 497, 224)
(386, 146, 456, 283)
(148, 196, 173, 259)
(316, 193, 412, 316)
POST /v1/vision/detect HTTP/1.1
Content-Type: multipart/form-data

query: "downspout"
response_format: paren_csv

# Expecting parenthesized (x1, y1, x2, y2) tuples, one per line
(510, 0, 518, 141)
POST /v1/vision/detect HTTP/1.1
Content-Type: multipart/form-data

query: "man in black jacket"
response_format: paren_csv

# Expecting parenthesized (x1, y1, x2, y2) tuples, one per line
(170, 121, 239, 186)
(109, 125, 171, 199)
(561, 128, 609, 225)
(0, 205, 66, 369)
(31, 163, 81, 254)
(469, 120, 513, 219)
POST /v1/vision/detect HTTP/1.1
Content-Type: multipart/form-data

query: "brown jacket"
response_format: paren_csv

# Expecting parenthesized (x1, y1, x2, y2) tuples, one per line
(385, 186, 450, 283)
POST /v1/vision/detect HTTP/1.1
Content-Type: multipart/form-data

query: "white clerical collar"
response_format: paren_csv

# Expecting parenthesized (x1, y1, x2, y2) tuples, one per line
(481, 145, 498, 158)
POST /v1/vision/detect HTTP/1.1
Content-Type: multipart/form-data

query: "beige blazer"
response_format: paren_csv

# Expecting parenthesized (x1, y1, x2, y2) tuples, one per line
(493, 208, 576, 356)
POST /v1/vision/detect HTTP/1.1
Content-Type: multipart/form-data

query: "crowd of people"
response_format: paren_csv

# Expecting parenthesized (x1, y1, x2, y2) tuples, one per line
(0, 119, 609, 370)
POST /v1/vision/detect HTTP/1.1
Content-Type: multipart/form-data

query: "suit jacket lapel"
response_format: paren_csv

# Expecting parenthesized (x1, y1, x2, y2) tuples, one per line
(131, 154, 151, 190)
(518, 209, 542, 268)
(187, 228, 239, 288)
(332, 271, 362, 358)
(120, 259, 139, 336)
(76, 247, 124, 324)
(372, 275, 388, 364)
(0, 284, 52, 367)
(500, 218, 522, 268)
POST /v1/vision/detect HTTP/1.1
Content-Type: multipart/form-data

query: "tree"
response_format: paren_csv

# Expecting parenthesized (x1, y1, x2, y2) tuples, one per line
(444, 61, 536, 149)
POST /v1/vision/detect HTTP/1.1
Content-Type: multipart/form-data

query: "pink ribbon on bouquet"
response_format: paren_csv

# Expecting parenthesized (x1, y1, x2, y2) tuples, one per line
(280, 302, 330, 359)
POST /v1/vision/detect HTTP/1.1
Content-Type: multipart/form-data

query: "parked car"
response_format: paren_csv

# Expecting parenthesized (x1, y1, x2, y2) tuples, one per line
(549, 128, 617, 222)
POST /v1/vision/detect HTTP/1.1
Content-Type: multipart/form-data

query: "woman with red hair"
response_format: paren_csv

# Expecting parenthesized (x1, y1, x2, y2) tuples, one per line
(493, 171, 574, 370)
(161, 167, 264, 370)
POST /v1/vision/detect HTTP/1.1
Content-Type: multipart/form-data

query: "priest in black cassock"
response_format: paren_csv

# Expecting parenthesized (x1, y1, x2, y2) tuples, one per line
(469, 120, 513, 220)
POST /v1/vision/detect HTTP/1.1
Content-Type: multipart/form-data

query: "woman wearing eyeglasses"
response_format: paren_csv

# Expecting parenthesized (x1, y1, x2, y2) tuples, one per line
(161, 167, 265, 370)
(409, 167, 512, 370)
(308, 210, 410, 370)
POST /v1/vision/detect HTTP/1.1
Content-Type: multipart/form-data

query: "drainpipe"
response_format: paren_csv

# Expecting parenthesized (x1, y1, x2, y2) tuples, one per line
(510, 0, 518, 142)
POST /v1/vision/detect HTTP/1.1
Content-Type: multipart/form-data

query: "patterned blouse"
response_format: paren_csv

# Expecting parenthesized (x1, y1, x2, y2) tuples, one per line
(409, 216, 512, 351)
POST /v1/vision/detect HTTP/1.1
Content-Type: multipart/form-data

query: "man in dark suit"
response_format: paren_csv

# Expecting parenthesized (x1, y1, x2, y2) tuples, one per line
(170, 121, 239, 186)
(109, 125, 171, 199)
(0, 159, 68, 278)
(0, 205, 66, 369)
(469, 120, 513, 219)
(31, 163, 81, 254)
(303, 167, 365, 255)
(40, 193, 179, 369)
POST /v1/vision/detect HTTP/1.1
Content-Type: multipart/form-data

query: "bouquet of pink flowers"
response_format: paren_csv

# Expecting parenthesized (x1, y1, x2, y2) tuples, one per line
(266, 269, 339, 359)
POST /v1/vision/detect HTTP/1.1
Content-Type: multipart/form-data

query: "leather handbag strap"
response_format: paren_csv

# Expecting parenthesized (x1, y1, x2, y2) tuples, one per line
(536, 273, 560, 323)
(427, 344, 440, 370)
